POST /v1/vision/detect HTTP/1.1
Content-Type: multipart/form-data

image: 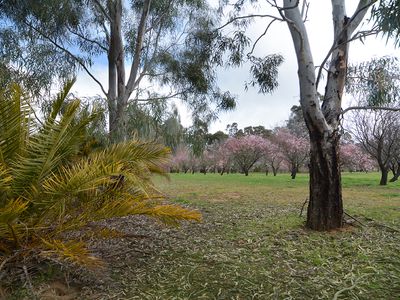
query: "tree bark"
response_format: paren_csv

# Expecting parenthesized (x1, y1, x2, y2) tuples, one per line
(306, 132, 343, 230)
(379, 165, 389, 185)
(272, 166, 278, 176)
(108, 0, 125, 142)
(290, 164, 298, 179)
(389, 162, 399, 182)
(107, 0, 152, 142)
(283, 0, 373, 230)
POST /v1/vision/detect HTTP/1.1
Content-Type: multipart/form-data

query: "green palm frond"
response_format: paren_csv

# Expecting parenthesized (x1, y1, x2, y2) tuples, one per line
(0, 198, 28, 224)
(92, 140, 171, 168)
(0, 198, 29, 243)
(0, 164, 12, 195)
(11, 99, 98, 198)
(0, 84, 32, 164)
(47, 79, 76, 123)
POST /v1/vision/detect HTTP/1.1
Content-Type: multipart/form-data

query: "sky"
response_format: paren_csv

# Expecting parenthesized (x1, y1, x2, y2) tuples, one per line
(72, 1, 399, 133)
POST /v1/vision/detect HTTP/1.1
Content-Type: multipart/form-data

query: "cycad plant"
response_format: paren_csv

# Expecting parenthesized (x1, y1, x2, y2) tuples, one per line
(0, 81, 200, 271)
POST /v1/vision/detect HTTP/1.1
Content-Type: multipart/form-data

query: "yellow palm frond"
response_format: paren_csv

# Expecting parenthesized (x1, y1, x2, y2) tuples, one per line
(130, 204, 202, 226)
(0, 198, 29, 224)
(0, 81, 201, 273)
(40, 239, 104, 269)
(0, 198, 29, 242)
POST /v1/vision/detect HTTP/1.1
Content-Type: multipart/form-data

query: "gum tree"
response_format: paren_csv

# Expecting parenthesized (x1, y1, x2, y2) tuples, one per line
(0, 0, 236, 142)
(217, 0, 378, 229)
(281, 0, 378, 230)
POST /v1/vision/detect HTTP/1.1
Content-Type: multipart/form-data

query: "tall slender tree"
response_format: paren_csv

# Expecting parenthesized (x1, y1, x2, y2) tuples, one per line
(216, 0, 379, 230)
(282, 0, 378, 230)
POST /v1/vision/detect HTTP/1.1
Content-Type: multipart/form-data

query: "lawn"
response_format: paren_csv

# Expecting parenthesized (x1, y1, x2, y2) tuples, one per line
(9, 172, 400, 299)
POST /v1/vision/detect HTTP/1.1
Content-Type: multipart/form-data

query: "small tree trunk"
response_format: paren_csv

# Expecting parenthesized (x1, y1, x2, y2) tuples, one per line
(244, 170, 249, 176)
(306, 133, 343, 231)
(272, 166, 277, 176)
(291, 164, 297, 179)
(389, 163, 400, 182)
(379, 167, 389, 185)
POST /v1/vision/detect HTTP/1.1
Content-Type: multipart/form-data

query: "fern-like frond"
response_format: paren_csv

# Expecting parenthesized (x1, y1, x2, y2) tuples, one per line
(11, 99, 98, 198)
(130, 204, 202, 226)
(47, 78, 76, 123)
(0, 198, 29, 224)
(0, 164, 12, 195)
(34, 161, 124, 221)
(40, 239, 104, 269)
(0, 198, 29, 242)
(91, 140, 171, 171)
(0, 84, 32, 164)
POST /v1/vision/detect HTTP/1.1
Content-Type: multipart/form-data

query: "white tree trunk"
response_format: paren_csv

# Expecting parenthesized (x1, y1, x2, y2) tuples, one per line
(283, 0, 373, 230)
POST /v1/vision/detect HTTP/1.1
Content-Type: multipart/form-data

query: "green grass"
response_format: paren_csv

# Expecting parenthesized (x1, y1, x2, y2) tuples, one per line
(8, 172, 400, 299)
(111, 172, 399, 300)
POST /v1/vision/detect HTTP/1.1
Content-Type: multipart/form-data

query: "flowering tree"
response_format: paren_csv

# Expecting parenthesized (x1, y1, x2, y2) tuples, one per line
(274, 129, 309, 179)
(210, 143, 231, 175)
(171, 146, 191, 173)
(340, 143, 376, 172)
(264, 139, 285, 176)
(352, 110, 400, 185)
(198, 149, 215, 175)
(224, 135, 267, 176)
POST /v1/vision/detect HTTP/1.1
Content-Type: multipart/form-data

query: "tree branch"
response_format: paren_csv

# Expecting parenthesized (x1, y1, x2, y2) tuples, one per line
(22, 21, 108, 97)
(347, 0, 377, 34)
(133, 91, 187, 102)
(125, 0, 152, 100)
(92, 0, 112, 22)
(316, 0, 376, 90)
(67, 27, 108, 52)
(247, 19, 277, 57)
(342, 106, 400, 115)
(215, 14, 283, 32)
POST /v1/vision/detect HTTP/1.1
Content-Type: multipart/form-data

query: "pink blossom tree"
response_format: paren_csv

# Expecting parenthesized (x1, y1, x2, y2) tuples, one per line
(224, 135, 267, 176)
(171, 146, 191, 173)
(274, 129, 309, 179)
(340, 143, 376, 172)
(198, 149, 215, 175)
(212, 143, 232, 175)
(264, 139, 285, 176)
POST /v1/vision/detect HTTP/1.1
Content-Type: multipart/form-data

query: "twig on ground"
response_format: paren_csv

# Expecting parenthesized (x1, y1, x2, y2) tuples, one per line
(23, 265, 36, 299)
(332, 273, 371, 300)
(299, 198, 308, 217)
(343, 211, 364, 227)
(103, 248, 151, 259)
(363, 216, 400, 233)
(0, 252, 20, 281)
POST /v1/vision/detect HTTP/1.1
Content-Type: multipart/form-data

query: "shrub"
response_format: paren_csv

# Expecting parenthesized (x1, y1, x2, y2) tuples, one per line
(0, 81, 201, 275)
